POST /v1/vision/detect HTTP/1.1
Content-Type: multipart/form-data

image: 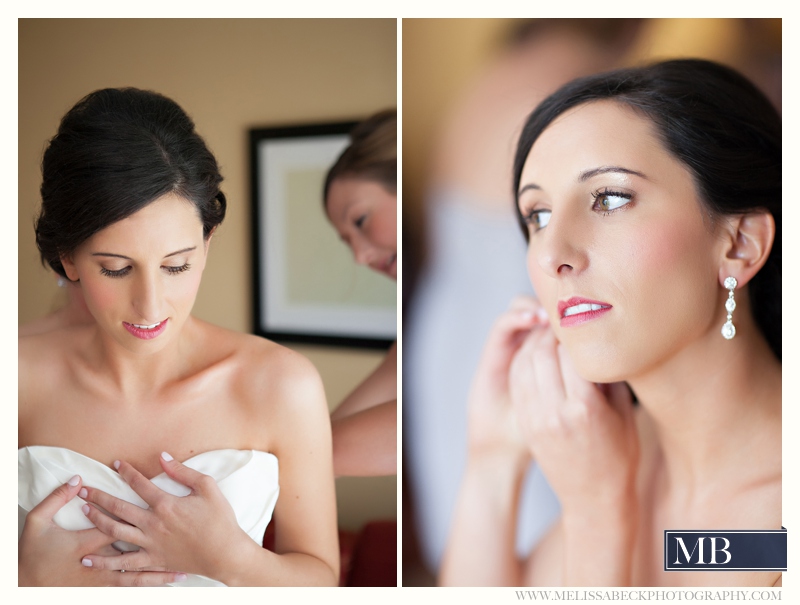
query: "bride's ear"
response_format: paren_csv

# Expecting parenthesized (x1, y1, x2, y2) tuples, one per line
(203, 227, 216, 257)
(60, 254, 79, 282)
(717, 210, 775, 288)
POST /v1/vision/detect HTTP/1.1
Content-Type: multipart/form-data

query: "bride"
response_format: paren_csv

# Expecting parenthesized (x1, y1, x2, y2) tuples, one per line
(441, 59, 781, 587)
(18, 88, 339, 586)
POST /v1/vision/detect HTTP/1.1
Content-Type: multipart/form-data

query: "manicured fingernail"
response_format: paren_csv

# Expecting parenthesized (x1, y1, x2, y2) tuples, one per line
(520, 311, 534, 321)
(537, 308, 549, 321)
(82, 558, 92, 567)
(113, 460, 120, 470)
(174, 573, 188, 582)
(79, 488, 88, 498)
(161, 451, 173, 461)
(68, 475, 80, 487)
(82, 504, 90, 515)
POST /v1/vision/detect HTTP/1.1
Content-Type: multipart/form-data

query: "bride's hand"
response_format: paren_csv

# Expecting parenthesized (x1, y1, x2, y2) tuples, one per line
(79, 453, 246, 579)
(508, 325, 639, 513)
(467, 295, 549, 459)
(18, 476, 185, 586)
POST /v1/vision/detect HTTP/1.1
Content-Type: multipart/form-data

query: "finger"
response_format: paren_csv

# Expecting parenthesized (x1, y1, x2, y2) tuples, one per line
(530, 328, 566, 404)
(509, 326, 542, 386)
(80, 486, 148, 527)
(115, 571, 189, 586)
(479, 307, 548, 382)
(159, 452, 216, 494)
(510, 329, 566, 442)
(114, 460, 166, 506)
(555, 342, 598, 403)
(509, 334, 541, 441)
(74, 526, 119, 553)
(27, 475, 83, 524)
(93, 542, 130, 557)
(507, 294, 547, 317)
(81, 550, 153, 572)
(82, 503, 143, 545)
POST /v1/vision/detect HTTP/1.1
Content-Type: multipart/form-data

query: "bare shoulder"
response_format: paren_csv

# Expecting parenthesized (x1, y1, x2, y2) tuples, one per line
(234, 334, 321, 399)
(18, 313, 62, 338)
(208, 328, 330, 457)
(19, 327, 82, 383)
(18, 332, 41, 404)
(196, 321, 327, 420)
(18, 327, 87, 435)
(19, 329, 53, 361)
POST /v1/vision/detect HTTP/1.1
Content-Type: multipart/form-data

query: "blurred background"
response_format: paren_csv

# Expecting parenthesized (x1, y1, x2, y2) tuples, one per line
(18, 18, 397, 549)
(402, 17, 781, 586)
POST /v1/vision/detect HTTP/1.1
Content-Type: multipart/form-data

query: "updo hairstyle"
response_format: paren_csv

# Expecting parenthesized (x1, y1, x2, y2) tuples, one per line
(35, 87, 227, 279)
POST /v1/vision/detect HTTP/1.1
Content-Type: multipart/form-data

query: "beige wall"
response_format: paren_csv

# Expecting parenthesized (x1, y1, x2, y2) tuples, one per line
(19, 18, 397, 531)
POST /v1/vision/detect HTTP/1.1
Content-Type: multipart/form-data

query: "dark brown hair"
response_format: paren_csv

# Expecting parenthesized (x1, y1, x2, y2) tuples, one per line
(36, 87, 226, 278)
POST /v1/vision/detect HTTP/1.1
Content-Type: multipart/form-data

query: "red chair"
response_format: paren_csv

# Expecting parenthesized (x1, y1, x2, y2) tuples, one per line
(263, 520, 396, 586)
(345, 520, 397, 587)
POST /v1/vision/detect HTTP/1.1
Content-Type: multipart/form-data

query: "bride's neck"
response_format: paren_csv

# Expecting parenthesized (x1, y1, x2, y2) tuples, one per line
(628, 311, 781, 500)
(84, 317, 200, 401)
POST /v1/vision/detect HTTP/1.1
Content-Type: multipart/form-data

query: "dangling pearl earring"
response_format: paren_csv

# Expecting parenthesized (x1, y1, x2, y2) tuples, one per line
(721, 276, 737, 340)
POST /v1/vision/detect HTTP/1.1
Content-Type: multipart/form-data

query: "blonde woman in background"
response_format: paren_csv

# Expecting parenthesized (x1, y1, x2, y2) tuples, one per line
(324, 110, 397, 478)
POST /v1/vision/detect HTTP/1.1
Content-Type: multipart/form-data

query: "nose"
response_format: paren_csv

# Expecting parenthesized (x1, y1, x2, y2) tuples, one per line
(351, 238, 375, 267)
(131, 270, 162, 322)
(534, 212, 588, 279)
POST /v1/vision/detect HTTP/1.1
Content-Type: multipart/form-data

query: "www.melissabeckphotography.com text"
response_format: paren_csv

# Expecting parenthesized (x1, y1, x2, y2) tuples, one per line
(514, 589, 782, 602)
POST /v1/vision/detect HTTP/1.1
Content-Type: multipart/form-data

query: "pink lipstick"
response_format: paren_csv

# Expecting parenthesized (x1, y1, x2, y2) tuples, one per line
(558, 297, 612, 328)
(123, 319, 168, 340)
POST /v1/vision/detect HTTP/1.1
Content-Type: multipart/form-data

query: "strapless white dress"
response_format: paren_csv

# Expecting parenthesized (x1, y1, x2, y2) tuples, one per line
(18, 445, 280, 587)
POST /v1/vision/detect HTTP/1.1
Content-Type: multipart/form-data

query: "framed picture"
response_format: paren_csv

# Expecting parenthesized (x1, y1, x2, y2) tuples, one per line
(250, 121, 396, 349)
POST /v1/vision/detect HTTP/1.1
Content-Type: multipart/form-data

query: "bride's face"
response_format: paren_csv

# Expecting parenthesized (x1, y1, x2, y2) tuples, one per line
(517, 100, 726, 383)
(61, 193, 209, 354)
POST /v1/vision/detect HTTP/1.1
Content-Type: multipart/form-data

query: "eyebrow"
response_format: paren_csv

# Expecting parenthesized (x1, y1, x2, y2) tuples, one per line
(517, 165, 648, 197)
(91, 246, 197, 260)
(578, 165, 648, 182)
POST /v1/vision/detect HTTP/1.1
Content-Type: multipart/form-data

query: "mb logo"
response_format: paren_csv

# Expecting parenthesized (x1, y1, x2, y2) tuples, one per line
(672, 536, 731, 565)
(664, 529, 786, 572)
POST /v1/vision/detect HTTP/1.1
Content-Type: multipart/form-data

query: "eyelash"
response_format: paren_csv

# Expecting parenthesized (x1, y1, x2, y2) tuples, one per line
(354, 215, 367, 229)
(100, 263, 191, 278)
(521, 188, 634, 232)
(167, 263, 192, 274)
(522, 209, 550, 232)
(591, 188, 633, 216)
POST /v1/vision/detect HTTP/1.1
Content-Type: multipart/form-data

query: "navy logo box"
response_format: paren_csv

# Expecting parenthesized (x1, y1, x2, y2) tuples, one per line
(664, 529, 786, 571)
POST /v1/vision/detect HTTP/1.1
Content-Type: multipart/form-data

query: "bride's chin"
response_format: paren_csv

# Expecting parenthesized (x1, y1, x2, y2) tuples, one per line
(560, 344, 629, 386)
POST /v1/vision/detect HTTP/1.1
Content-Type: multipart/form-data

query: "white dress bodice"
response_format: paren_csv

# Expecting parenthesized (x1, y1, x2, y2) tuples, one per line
(18, 445, 279, 586)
